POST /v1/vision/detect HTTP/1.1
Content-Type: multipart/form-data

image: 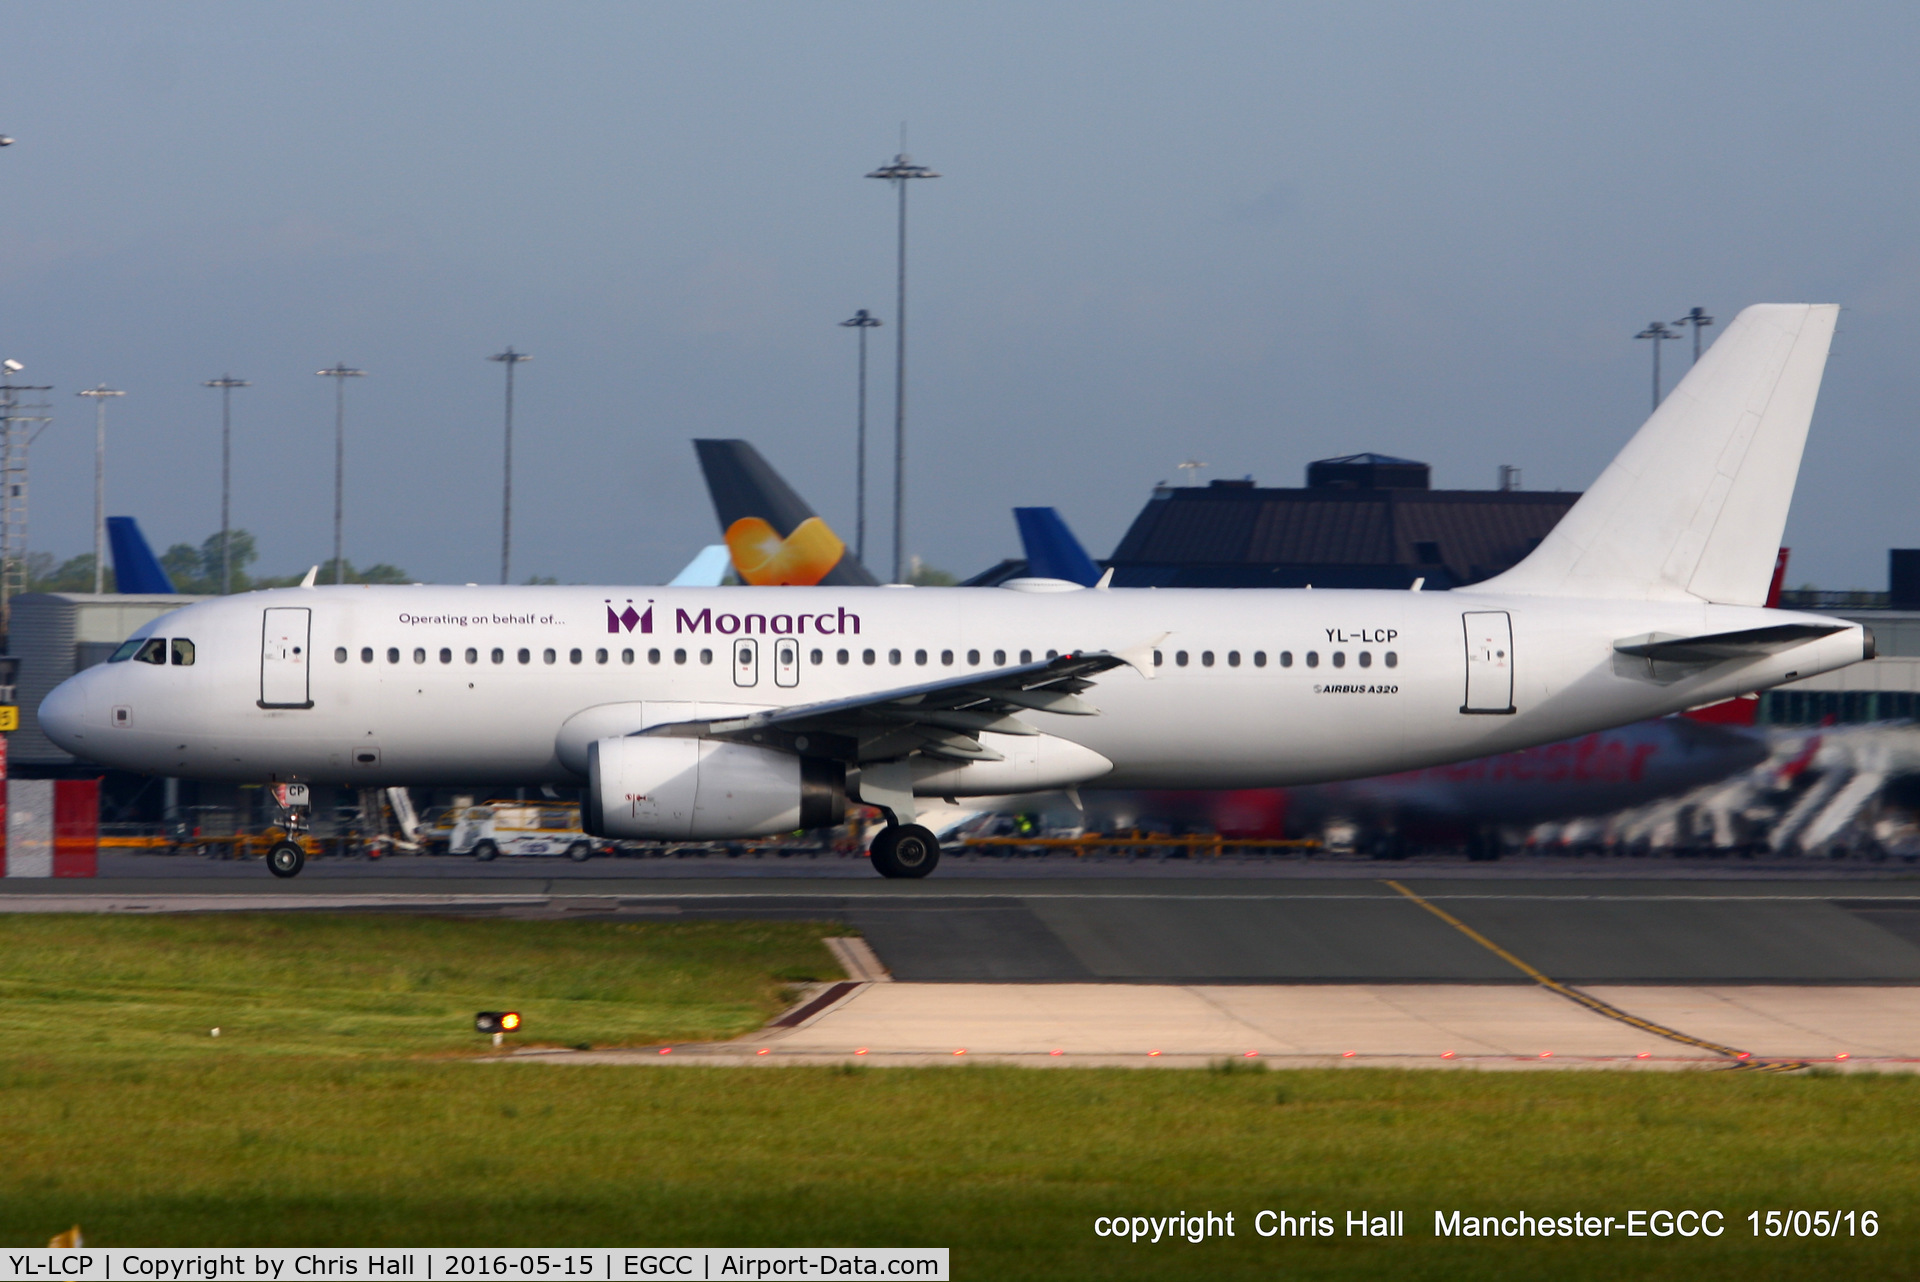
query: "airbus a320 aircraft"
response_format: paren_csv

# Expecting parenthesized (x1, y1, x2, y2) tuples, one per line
(40, 305, 1870, 878)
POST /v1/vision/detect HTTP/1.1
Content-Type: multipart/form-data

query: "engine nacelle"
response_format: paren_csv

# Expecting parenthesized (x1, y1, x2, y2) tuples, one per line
(585, 735, 845, 840)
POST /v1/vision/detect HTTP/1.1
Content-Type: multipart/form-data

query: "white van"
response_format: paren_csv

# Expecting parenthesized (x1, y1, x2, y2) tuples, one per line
(446, 804, 602, 861)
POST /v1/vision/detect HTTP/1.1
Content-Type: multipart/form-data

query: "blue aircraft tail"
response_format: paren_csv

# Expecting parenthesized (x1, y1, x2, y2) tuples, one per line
(106, 517, 175, 594)
(1013, 507, 1101, 586)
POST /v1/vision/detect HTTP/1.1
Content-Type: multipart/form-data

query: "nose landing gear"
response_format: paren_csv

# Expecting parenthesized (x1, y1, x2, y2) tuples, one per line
(870, 823, 940, 879)
(266, 782, 311, 879)
(266, 841, 306, 878)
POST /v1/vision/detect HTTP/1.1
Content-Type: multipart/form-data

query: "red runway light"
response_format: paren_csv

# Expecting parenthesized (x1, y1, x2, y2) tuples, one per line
(855, 1048, 868, 1055)
(1540, 1051, 1553, 1058)
(1637, 1052, 1652, 1059)
(756, 1048, 769, 1056)
(1244, 1050, 1259, 1058)
(1441, 1051, 1455, 1059)
(953, 1049, 966, 1056)
(1736, 1052, 1751, 1060)
(1837, 1052, 1851, 1061)
(658, 1047, 672, 1055)
(1342, 1051, 1356, 1058)
(1049, 1049, 1063, 1056)
(1149, 1050, 1162, 1057)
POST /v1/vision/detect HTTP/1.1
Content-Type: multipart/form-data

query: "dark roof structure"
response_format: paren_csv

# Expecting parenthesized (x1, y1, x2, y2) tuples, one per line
(1100, 454, 1580, 590)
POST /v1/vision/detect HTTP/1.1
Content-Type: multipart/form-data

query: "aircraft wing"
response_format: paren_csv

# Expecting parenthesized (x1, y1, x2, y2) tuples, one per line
(640, 651, 1122, 764)
(1614, 622, 1850, 664)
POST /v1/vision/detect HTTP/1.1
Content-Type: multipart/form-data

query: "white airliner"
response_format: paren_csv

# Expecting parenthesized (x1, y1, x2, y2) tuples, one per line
(40, 305, 1870, 878)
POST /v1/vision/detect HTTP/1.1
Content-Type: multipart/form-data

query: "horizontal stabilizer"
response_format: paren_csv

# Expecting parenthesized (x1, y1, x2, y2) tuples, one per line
(1614, 622, 1848, 664)
(1480, 304, 1839, 605)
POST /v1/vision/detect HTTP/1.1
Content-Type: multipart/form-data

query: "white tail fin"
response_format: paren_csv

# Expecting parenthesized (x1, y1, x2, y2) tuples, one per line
(1479, 303, 1838, 606)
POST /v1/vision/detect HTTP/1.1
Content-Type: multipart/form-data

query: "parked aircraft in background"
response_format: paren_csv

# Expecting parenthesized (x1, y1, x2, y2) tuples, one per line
(42, 305, 1868, 881)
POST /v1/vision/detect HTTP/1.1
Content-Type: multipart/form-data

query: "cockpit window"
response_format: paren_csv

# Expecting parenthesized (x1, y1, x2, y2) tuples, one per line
(109, 639, 144, 663)
(134, 638, 167, 665)
(171, 639, 195, 666)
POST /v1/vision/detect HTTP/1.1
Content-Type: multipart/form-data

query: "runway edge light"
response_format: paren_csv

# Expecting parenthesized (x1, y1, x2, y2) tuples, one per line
(476, 1011, 521, 1035)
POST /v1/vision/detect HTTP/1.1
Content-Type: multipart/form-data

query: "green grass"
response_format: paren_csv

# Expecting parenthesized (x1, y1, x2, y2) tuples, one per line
(1, 915, 1917, 1279)
(0, 913, 846, 1058)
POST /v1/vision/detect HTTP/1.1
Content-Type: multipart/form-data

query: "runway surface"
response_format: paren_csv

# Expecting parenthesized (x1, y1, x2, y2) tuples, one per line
(9, 861, 1920, 985)
(523, 981, 1920, 1071)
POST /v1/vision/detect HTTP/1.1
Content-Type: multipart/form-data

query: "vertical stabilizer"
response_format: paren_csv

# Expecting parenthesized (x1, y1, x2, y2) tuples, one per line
(692, 440, 880, 587)
(1013, 508, 1102, 586)
(105, 517, 175, 594)
(1478, 304, 1838, 605)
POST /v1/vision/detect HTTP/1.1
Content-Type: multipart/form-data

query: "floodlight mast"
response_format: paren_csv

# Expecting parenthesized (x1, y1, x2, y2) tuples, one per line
(1634, 321, 1682, 412)
(203, 376, 250, 594)
(839, 310, 881, 563)
(315, 364, 366, 585)
(1674, 306, 1715, 365)
(865, 149, 939, 583)
(76, 385, 125, 594)
(489, 348, 531, 584)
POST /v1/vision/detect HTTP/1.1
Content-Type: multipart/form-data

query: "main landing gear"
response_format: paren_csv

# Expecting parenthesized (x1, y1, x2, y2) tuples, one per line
(870, 823, 941, 879)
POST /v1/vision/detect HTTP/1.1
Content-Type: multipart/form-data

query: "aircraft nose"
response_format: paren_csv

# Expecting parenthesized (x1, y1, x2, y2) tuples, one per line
(38, 674, 89, 754)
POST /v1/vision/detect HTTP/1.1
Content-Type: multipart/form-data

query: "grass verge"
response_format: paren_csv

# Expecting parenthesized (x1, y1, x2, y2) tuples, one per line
(1, 915, 1915, 1279)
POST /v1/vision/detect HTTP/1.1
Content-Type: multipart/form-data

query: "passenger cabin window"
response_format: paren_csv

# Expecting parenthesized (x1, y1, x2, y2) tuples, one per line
(1254, 651, 1267, 667)
(517, 648, 530, 664)
(1228, 651, 1240, 667)
(492, 648, 506, 664)
(1019, 650, 1032, 664)
(440, 648, 453, 664)
(811, 648, 824, 665)
(994, 650, 1006, 665)
(387, 647, 400, 664)
(889, 649, 902, 665)
(334, 647, 348, 664)
(465, 648, 479, 664)
(595, 648, 608, 664)
(415, 648, 427, 664)
(1358, 651, 1372, 668)
(1332, 652, 1346, 668)
(1201, 651, 1214, 667)
(170, 639, 195, 666)
(1280, 651, 1294, 667)
(967, 649, 980, 665)
(1176, 651, 1189, 667)
(837, 649, 849, 664)
(361, 647, 374, 664)
(914, 649, 927, 665)
(1385, 651, 1398, 668)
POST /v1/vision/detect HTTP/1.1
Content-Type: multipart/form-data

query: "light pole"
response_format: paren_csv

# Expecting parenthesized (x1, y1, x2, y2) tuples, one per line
(76, 385, 124, 594)
(315, 364, 365, 584)
(865, 150, 939, 582)
(488, 347, 531, 584)
(838, 310, 881, 563)
(1674, 306, 1715, 365)
(1634, 321, 1682, 412)
(203, 375, 250, 594)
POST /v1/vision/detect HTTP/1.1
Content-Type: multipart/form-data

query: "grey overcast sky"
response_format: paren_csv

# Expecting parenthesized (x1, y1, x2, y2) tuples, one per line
(4, 3, 1917, 588)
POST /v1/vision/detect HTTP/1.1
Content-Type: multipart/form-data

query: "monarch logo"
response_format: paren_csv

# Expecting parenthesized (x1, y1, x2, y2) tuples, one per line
(607, 598, 653, 634)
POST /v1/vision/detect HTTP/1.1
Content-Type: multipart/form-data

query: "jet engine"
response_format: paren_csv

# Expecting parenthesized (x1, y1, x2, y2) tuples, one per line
(585, 735, 845, 840)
